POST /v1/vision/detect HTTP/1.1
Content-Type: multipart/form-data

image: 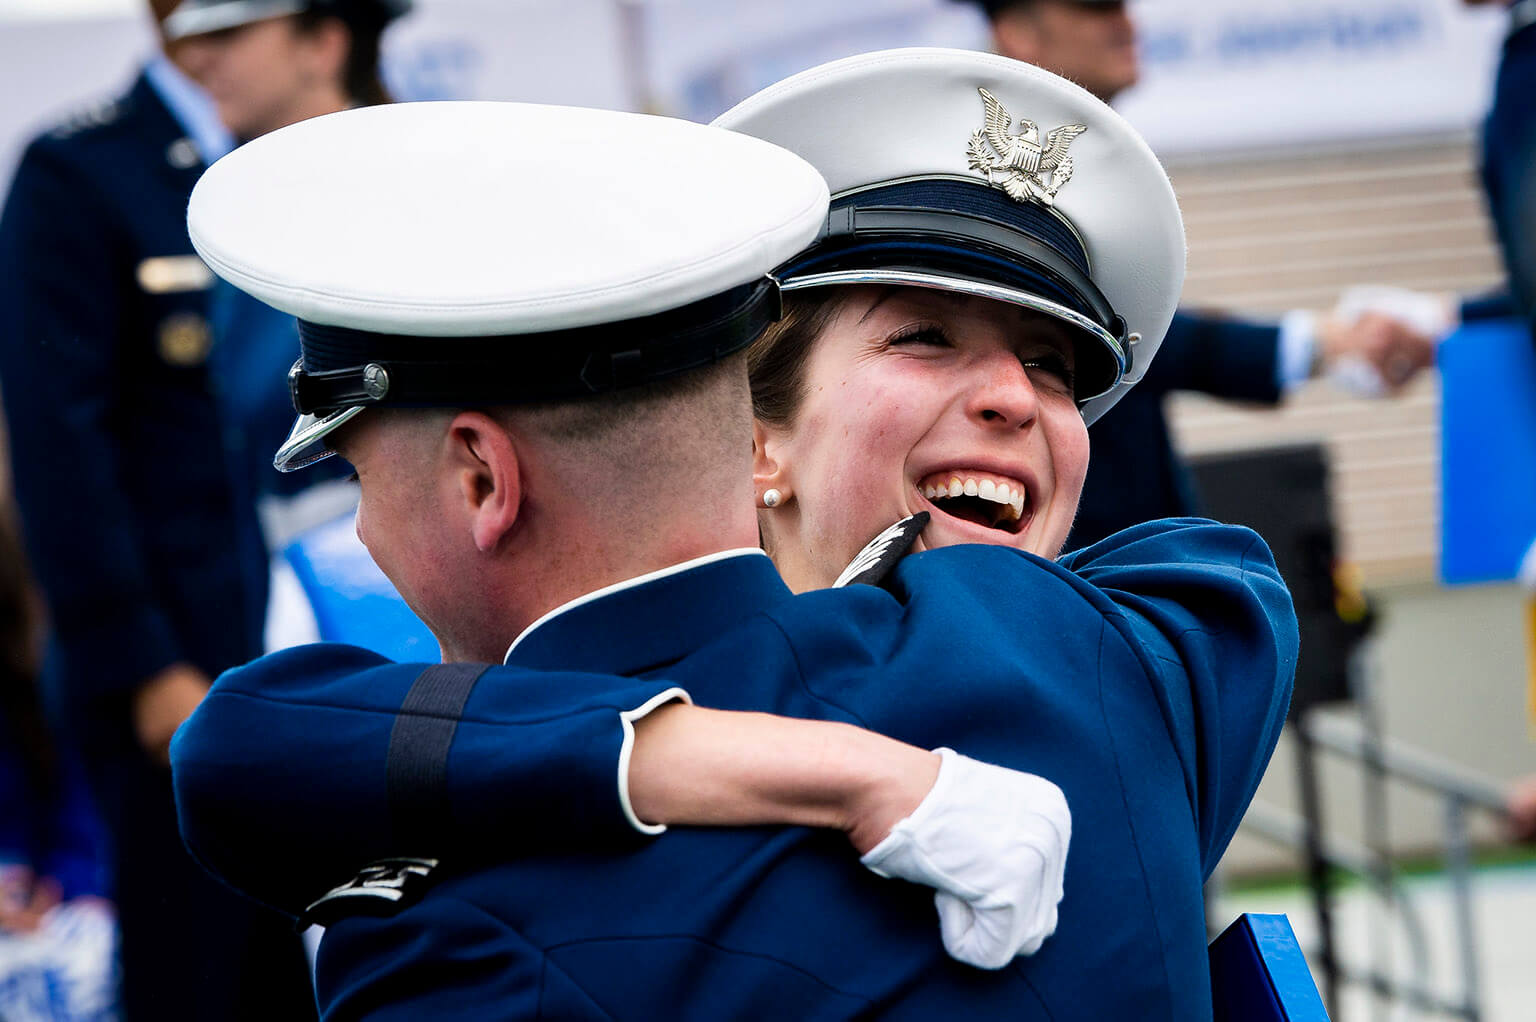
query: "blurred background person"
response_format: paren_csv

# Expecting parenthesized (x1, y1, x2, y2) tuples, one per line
(967, 0, 1449, 549)
(1469, 0, 1536, 849)
(0, 2, 316, 1018)
(166, 0, 411, 604)
(1465, 0, 1536, 340)
(0, 508, 114, 1022)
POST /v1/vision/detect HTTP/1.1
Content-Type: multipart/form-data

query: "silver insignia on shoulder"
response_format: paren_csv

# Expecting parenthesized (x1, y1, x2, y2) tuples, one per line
(834, 512, 929, 589)
(166, 137, 201, 170)
(966, 87, 1086, 208)
(49, 99, 121, 139)
(299, 856, 440, 929)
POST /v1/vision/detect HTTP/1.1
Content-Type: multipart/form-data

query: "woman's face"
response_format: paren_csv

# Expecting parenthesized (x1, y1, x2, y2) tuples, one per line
(756, 287, 1090, 592)
(176, 16, 347, 141)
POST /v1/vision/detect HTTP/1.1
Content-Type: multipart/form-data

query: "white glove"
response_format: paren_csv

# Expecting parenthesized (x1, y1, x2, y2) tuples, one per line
(859, 747, 1070, 969)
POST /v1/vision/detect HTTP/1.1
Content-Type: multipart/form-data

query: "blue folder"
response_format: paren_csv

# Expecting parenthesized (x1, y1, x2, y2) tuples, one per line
(1210, 913, 1330, 1021)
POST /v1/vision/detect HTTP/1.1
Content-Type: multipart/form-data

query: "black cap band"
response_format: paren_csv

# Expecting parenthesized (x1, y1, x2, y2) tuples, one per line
(779, 179, 1129, 399)
(289, 278, 780, 415)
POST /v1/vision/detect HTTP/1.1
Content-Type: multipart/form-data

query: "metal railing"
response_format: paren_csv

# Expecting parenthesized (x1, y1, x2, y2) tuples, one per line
(1238, 700, 1511, 1022)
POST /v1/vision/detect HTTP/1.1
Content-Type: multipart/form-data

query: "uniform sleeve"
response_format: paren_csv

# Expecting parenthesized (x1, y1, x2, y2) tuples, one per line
(316, 895, 560, 1021)
(1060, 519, 1299, 875)
(1142, 312, 1284, 405)
(1482, 26, 1536, 331)
(0, 140, 184, 697)
(170, 643, 688, 916)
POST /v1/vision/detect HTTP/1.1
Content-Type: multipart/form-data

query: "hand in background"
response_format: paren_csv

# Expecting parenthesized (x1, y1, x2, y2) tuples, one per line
(1505, 776, 1536, 844)
(133, 662, 212, 765)
(1318, 310, 1438, 392)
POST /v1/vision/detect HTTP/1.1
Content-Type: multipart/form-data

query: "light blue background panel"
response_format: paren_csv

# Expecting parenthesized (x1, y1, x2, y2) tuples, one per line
(282, 512, 437, 662)
(1438, 320, 1536, 584)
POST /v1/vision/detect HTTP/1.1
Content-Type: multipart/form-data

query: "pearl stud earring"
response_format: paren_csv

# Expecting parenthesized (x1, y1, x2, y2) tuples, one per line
(762, 489, 782, 508)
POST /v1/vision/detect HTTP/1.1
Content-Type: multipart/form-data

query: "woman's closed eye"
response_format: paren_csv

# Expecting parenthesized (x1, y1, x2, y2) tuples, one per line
(886, 323, 952, 349)
(1021, 352, 1075, 394)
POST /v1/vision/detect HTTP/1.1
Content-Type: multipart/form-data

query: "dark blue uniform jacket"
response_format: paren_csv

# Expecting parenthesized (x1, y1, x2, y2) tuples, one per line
(0, 73, 266, 725)
(173, 519, 1297, 1020)
(1480, 12, 1536, 333)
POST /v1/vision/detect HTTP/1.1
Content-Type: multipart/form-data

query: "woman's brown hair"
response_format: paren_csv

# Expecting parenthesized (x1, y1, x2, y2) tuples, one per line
(747, 290, 846, 427)
(298, 10, 392, 107)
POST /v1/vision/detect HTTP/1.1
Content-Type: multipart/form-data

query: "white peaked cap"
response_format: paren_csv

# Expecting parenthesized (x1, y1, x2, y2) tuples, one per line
(187, 101, 829, 470)
(714, 48, 1186, 425)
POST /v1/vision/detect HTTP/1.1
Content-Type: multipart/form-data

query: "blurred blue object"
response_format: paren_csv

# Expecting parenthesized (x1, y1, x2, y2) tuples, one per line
(1439, 319, 1536, 584)
(282, 512, 437, 661)
(1209, 913, 1330, 1021)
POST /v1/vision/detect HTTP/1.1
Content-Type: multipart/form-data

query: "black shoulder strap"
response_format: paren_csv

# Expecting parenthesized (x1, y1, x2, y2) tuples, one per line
(386, 662, 492, 840)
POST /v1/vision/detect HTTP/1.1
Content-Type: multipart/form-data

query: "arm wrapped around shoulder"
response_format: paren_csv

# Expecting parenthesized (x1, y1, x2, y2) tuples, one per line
(170, 643, 689, 917)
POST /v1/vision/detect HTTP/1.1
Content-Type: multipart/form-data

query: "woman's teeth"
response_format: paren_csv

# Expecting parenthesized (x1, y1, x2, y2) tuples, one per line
(919, 474, 1026, 522)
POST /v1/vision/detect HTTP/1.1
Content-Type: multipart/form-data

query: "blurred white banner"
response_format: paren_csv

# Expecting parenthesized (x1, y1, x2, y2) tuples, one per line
(1118, 0, 1510, 154)
(0, 0, 1514, 184)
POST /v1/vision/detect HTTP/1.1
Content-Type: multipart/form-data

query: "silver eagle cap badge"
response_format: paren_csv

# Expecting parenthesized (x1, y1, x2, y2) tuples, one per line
(966, 87, 1086, 207)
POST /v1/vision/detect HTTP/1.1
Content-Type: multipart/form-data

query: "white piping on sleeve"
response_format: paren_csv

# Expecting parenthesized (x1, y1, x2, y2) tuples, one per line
(617, 687, 694, 835)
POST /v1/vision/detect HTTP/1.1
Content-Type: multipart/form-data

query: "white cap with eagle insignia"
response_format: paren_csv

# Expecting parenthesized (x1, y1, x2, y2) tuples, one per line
(187, 101, 829, 471)
(714, 48, 1184, 425)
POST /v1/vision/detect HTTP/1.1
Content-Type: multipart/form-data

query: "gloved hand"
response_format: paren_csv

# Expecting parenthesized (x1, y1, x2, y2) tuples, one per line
(859, 747, 1070, 969)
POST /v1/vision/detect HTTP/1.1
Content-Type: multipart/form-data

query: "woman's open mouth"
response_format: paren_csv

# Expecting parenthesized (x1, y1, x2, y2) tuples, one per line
(915, 471, 1029, 536)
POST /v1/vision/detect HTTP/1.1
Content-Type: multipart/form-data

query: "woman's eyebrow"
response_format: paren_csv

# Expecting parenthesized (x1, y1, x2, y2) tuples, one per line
(856, 288, 904, 324)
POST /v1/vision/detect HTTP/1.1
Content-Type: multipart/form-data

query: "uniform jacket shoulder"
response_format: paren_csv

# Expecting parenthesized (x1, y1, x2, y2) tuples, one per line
(26, 74, 181, 171)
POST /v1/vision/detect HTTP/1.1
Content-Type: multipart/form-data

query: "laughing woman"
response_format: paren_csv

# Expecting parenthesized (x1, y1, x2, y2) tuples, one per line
(172, 51, 1295, 1018)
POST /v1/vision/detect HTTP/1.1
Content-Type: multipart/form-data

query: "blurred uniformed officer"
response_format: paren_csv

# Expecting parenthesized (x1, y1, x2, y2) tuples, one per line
(968, 0, 1444, 548)
(0, 4, 315, 1019)
(166, 0, 412, 555)
(1465, 0, 1536, 336)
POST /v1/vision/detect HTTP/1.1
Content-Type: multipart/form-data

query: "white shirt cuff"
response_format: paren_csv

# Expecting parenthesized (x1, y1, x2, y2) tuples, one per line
(1277, 309, 1318, 391)
(617, 687, 693, 835)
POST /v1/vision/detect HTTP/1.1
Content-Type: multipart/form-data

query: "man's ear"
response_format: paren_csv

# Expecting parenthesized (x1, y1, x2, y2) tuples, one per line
(446, 411, 523, 554)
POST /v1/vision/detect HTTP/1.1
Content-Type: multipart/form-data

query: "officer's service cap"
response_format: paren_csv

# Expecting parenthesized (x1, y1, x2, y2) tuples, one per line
(715, 48, 1183, 425)
(163, 0, 410, 40)
(187, 101, 829, 471)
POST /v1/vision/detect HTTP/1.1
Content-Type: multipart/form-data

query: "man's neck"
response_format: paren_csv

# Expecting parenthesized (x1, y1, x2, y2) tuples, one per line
(501, 547, 766, 663)
(440, 525, 760, 664)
